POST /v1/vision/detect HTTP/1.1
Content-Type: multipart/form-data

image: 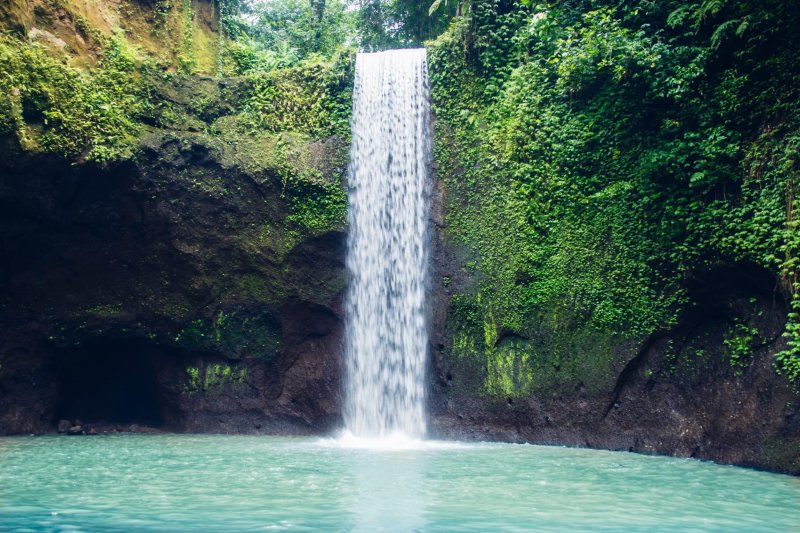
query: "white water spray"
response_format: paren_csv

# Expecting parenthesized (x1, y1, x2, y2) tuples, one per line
(343, 49, 431, 439)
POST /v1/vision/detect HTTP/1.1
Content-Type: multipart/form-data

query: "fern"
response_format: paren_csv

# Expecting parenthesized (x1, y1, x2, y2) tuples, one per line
(709, 14, 751, 48)
(699, 0, 727, 20)
(666, 6, 686, 28)
(736, 16, 750, 36)
(710, 19, 738, 48)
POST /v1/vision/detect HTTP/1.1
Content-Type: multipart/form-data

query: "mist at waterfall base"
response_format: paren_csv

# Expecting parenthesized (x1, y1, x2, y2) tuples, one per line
(343, 48, 430, 443)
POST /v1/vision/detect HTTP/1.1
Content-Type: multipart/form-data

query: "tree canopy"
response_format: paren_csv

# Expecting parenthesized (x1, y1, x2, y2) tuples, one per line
(220, 0, 460, 74)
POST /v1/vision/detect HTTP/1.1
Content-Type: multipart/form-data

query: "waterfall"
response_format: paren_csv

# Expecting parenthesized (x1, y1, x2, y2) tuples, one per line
(344, 49, 431, 439)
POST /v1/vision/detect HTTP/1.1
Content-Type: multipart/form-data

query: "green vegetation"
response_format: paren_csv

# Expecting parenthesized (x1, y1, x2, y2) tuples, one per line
(724, 322, 759, 375)
(240, 52, 354, 138)
(221, 0, 354, 72)
(355, 0, 459, 50)
(429, 1, 800, 395)
(178, 0, 196, 72)
(0, 32, 147, 164)
(0, 0, 354, 244)
(185, 363, 248, 394)
(175, 310, 281, 360)
(217, 0, 458, 67)
(272, 133, 348, 239)
(0, 0, 459, 162)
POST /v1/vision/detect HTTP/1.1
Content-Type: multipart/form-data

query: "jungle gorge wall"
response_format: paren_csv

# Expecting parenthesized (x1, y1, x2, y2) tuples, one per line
(0, 0, 353, 435)
(0, 83, 352, 435)
(0, 0, 799, 474)
(424, 1, 800, 474)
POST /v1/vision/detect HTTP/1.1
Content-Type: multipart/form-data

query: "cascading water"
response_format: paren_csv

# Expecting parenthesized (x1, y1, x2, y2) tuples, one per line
(344, 48, 431, 439)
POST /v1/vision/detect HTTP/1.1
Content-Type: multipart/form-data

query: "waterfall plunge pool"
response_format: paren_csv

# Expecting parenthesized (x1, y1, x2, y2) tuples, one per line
(1, 434, 798, 532)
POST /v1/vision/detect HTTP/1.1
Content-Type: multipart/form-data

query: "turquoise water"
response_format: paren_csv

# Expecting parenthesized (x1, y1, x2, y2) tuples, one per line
(1, 435, 798, 532)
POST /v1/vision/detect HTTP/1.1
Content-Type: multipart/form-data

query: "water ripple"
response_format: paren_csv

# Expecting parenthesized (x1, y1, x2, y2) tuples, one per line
(1, 435, 798, 532)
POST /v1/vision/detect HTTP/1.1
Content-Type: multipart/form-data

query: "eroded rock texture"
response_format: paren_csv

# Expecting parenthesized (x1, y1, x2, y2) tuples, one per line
(0, 78, 348, 436)
(428, 207, 800, 474)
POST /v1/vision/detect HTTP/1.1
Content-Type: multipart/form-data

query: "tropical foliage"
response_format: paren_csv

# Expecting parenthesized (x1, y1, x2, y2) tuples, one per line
(429, 0, 800, 387)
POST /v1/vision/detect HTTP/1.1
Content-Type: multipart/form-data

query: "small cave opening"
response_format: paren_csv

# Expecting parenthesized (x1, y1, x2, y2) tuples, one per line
(680, 262, 787, 342)
(52, 340, 166, 428)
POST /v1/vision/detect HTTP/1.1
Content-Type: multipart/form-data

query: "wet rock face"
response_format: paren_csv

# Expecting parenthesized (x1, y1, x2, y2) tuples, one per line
(428, 214, 800, 473)
(597, 264, 797, 468)
(0, 119, 348, 436)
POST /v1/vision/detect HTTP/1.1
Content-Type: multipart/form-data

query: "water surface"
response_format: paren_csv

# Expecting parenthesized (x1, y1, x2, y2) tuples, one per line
(1, 435, 798, 532)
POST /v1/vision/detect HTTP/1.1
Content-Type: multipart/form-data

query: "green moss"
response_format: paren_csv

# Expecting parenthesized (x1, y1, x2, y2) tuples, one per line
(191, 10, 218, 74)
(484, 337, 534, 399)
(178, 0, 196, 73)
(0, 32, 147, 164)
(447, 293, 619, 399)
(430, 2, 800, 386)
(214, 130, 283, 174)
(239, 51, 354, 139)
(184, 363, 248, 395)
(175, 310, 281, 360)
(273, 133, 348, 239)
(214, 310, 280, 358)
(212, 127, 348, 245)
(234, 273, 284, 305)
(232, 222, 293, 264)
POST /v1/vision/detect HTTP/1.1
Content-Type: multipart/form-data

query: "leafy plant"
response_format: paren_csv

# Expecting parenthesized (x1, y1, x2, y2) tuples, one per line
(0, 32, 147, 164)
(429, 0, 800, 394)
(724, 323, 759, 375)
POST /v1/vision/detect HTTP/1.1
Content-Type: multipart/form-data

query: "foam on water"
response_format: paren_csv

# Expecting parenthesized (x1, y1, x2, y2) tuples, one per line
(343, 48, 432, 439)
(319, 431, 471, 451)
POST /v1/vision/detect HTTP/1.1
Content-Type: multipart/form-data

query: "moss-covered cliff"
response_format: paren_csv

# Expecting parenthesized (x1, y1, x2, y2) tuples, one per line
(426, 1, 800, 473)
(0, 0, 354, 435)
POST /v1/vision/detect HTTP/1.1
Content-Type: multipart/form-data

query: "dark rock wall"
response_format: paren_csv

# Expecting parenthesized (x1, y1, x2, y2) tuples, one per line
(427, 171, 800, 474)
(0, 120, 348, 435)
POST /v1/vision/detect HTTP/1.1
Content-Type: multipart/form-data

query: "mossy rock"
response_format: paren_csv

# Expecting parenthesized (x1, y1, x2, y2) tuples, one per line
(175, 309, 281, 360)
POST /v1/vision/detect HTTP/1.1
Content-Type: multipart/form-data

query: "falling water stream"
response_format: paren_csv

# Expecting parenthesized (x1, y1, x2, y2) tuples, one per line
(344, 49, 431, 439)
